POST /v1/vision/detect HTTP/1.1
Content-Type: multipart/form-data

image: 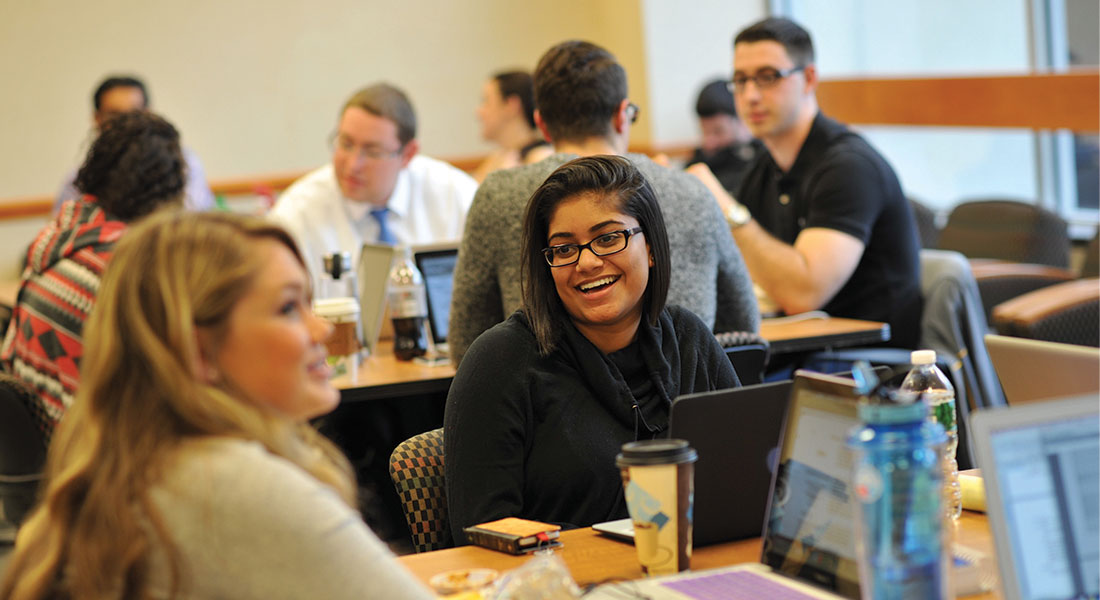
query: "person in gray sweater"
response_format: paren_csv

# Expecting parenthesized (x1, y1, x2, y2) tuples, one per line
(0, 213, 432, 600)
(449, 41, 758, 366)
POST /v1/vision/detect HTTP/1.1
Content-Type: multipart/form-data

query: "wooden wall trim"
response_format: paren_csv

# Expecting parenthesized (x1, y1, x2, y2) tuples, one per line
(3, 71, 1096, 221)
(817, 71, 1099, 131)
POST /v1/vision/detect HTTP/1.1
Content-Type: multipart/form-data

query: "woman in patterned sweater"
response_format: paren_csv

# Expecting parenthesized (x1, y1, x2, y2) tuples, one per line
(0, 111, 185, 441)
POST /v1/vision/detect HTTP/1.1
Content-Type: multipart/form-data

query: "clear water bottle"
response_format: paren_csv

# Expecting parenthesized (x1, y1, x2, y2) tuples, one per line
(387, 246, 428, 361)
(849, 393, 951, 600)
(320, 252, 358, 300)
(900, 350, 963, 520)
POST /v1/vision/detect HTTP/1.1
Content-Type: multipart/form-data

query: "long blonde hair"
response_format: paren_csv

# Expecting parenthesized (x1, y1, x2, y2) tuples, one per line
(0, 211, 356, 599)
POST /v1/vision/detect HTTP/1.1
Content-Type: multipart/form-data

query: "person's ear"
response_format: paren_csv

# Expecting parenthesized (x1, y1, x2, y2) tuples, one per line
(399, 139, 419, 169)
(534, 110, 552, 143)
(612, 99, 631, 134)
(192, 328, 220, 384)
(504, 94, 523, 118)
(646, 241, 654, 268)
(802, 63, 818, 94)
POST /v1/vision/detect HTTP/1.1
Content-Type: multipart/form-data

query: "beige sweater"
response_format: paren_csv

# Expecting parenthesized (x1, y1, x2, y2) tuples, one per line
(146, 437, 433, 599)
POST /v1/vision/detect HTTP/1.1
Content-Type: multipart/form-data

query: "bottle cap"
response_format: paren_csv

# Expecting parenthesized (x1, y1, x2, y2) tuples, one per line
(910, 349, 936, 365)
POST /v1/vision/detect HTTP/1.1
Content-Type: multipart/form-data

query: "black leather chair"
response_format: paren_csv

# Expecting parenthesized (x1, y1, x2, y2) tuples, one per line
(715, 331, 769, 386)
(0, 375, 46, 542)
(937, 199, 1071, 268)
(908, 197, 941, 249)
(993, 278, 1100, 347)
(1081, 227, 1100, 279)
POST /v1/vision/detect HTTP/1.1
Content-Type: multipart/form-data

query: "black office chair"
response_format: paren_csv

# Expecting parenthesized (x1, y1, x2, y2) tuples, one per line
(0, 375, 47, 542)
(937, 199, 1071, 268)
(715, 331, 769, 386)
(908, 197, 941, 249)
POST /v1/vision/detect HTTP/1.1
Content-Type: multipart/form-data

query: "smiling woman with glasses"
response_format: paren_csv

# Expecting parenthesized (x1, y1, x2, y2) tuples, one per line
(444, 155, 739, 543)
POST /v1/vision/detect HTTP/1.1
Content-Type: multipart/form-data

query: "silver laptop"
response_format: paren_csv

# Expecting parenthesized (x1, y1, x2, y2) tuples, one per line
(985, 334, 1100, 405)
(589, 371, 865, 599)
(970, 396, 1099, 600)
(356, 243, 396, 356)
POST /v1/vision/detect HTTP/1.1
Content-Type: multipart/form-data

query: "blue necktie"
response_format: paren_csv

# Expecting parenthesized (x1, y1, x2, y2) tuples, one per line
(370, 207, 396, 245)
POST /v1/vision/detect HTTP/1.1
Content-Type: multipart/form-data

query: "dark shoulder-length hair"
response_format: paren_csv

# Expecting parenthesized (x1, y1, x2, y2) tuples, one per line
(520, 155, 671, 355)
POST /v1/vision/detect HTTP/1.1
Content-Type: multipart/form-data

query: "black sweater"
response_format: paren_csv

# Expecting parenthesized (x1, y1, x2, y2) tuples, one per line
(444, 306, 739, 543)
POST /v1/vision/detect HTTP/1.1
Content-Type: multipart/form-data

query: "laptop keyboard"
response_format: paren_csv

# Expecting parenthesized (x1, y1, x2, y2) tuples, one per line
(661, 570, 822, 600)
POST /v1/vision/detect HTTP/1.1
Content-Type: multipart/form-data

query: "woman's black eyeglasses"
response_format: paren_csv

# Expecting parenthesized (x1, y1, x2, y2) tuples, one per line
(542, 227, 644, 267)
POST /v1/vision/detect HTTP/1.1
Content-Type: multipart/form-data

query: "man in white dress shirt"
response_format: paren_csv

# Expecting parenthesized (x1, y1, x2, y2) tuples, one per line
(272, 83, 476, 292)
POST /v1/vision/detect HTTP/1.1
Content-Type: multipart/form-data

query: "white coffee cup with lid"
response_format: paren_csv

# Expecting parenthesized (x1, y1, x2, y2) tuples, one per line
(313, 297, 361, 383)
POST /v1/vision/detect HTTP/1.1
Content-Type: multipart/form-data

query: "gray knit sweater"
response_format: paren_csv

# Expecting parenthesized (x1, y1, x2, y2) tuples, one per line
(449, 152, 759, 366)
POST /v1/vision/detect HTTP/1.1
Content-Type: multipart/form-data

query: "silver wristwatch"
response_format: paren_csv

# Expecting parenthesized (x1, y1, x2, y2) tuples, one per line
(724, 201, 751, 229)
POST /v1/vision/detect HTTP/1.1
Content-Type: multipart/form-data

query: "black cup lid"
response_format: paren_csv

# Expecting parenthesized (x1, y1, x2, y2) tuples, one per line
(616, 439, 698, 466)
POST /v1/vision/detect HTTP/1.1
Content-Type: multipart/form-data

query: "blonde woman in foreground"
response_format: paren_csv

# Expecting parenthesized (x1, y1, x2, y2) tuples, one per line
(0, 212, 433, 599)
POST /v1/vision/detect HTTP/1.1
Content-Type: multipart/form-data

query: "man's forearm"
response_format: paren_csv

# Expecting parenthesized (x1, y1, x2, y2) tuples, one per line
(730, 220, 823, 315)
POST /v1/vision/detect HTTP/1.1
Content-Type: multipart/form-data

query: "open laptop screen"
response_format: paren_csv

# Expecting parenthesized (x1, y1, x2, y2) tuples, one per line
(977, 398, 1099, 600)
(761, 372, 862, 599)
(413, 248, 458, 345)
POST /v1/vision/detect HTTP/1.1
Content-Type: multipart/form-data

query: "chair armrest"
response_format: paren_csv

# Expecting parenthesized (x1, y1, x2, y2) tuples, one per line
(992, 278, 1100, 346)
(970, 260, 1077, 325)
(969, 259, 1077, 281)
(993, 278, 1100, 325)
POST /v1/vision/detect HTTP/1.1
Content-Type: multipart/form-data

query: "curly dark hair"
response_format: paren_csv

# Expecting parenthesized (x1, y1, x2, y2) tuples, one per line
(73, 111, 185, 222)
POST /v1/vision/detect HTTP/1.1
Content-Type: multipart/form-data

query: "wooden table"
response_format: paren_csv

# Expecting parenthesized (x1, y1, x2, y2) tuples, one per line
(332, 345, 455, 402)
(399, 510, 996, 598)
(334, 316, 890, 402)
(759, 315, 890, 355)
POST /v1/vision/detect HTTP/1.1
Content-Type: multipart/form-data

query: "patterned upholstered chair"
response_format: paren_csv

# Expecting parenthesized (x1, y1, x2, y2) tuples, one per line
(388, 428, 452, 552)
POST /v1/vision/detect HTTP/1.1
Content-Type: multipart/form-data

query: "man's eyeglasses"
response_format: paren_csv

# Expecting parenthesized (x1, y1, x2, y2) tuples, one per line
(728, 66, 805, 93)
(329, 133, 403, 161)
(542, 227, 643, 267)
(626, 102, 640, 125)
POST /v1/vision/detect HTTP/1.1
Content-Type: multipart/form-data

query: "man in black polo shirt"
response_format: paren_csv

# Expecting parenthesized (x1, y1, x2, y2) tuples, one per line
(689, 17, 921, 349)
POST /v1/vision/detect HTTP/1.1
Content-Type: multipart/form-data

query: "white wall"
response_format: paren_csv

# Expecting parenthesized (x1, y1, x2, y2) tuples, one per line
(640, 0, 766, 147)
(0, 0, 662, 200)
(782, 0, 1042, 212)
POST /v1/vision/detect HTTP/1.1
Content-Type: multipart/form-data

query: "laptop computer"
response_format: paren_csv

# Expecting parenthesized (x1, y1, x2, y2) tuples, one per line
(356, 243, 397, 357)
(412, 244, 459, 356)
(596, 380, 793, 546)
(670, 380, 792, 546)
(593, 368, 890, 548)
(970, 396, 1099, 600)
(590, 371, 865, 599)
(985, 334, 1100, 405)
